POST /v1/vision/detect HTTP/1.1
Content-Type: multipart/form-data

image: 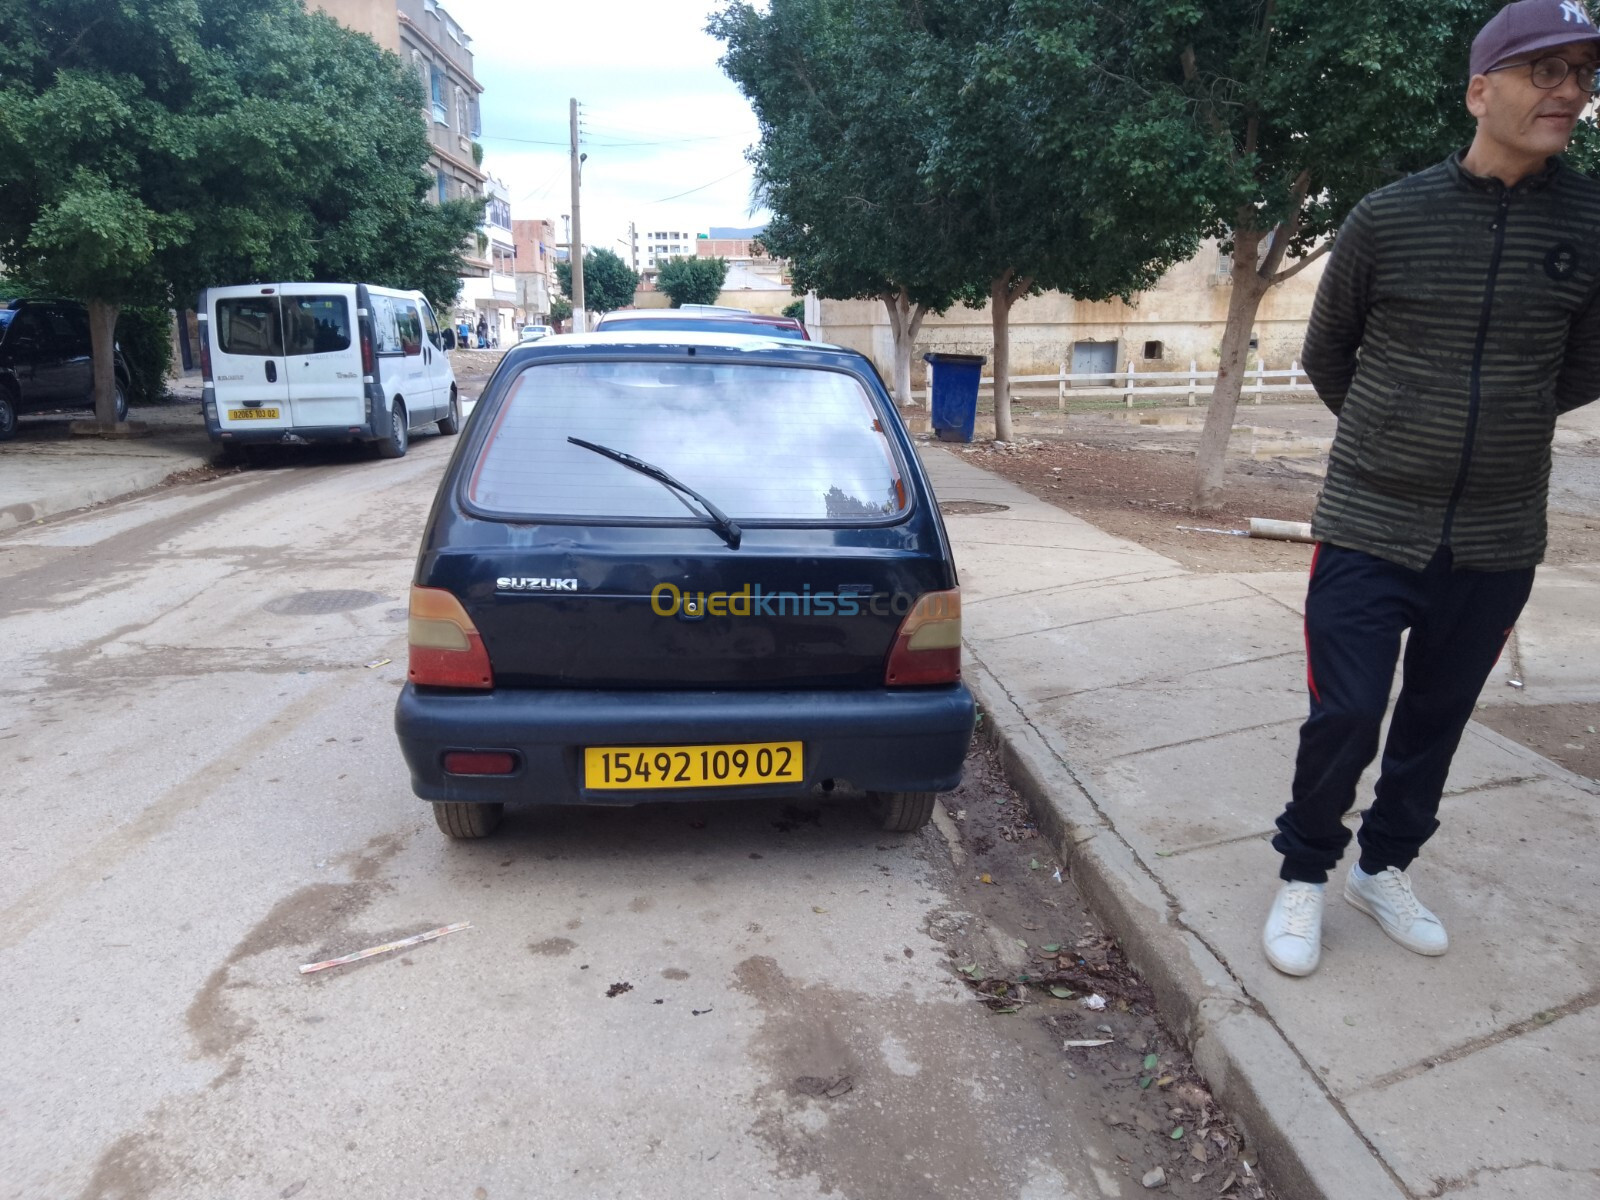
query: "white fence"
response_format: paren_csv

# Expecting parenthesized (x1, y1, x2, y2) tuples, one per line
(917, 359, 1316, 408)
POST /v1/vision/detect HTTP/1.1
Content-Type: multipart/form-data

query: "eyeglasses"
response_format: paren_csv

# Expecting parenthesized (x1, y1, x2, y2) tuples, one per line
(1487, 55, 1600, 95)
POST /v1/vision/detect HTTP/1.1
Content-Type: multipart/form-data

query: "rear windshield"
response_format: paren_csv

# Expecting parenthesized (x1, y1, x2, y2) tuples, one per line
(283, 296, 352, 355)
(0, 310, 14, 329)
(468, 360, 906, 523)
(600, 316, 805, 340)
(216, 298, 282, 356)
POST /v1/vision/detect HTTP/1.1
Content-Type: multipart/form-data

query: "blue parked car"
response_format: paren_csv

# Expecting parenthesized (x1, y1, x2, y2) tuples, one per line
(394, 331, 974, 839)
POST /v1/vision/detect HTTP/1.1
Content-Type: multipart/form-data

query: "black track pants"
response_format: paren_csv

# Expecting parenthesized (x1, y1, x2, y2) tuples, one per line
(1273, 544, 1534, 884)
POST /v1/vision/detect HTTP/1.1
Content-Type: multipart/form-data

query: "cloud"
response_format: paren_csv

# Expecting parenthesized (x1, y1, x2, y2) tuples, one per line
(440, 0, 767, 255)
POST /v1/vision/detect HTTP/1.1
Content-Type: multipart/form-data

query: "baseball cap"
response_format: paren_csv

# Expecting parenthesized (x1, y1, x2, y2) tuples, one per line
(1471, 0, 1600, 77)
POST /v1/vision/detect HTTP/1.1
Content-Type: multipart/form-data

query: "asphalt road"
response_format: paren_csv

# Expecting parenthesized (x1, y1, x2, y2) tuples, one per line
(0, 412, 1146, 1200)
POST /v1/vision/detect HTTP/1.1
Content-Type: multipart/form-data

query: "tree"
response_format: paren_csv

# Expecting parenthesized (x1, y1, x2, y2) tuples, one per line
(656, 256, 729, 307)
(714, 0, 976, 407)
(782, 299, 806, 321)
(1082, 0, 1498, 511)
(556, 249, 639, 315)
(0, 0, 482, 430)
(550, 295, 573, 330)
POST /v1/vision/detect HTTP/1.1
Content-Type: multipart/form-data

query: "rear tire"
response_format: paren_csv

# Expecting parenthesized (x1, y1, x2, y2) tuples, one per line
(113, 379, 129, 422)
(432, 801, 503, 839)
(0, 386, 17, 442)
(870, 791, 937, 832)
(437, 387, 461, 435)
(376, 400, 409, 458)
(218, 441, 248, 466)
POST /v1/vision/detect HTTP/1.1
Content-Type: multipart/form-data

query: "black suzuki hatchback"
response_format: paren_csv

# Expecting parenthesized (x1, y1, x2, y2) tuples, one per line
(394, 331, 975, 839)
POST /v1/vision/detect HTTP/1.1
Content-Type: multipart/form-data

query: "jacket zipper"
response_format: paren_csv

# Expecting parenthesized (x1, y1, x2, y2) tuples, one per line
(1442, 188, 1512, 546)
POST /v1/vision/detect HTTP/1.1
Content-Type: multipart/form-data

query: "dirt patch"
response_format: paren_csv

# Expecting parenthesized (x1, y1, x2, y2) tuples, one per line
(1474, 701, 1600, 781)
(926, 742, 1274, 1199)
(943, 409, 1600, 570)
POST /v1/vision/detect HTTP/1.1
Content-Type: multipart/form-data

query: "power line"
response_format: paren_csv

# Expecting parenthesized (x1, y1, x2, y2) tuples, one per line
(649, 167, 748, 204)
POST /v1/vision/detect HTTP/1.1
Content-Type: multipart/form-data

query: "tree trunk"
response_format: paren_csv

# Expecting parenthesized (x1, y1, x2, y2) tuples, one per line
(1190, 233, 1269, 513)
(86, 300, 123, 430)
(882, 288, 928, 407)
(991, 271, 1014, 442)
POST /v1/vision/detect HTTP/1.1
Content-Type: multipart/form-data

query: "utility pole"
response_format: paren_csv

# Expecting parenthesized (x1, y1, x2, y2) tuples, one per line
(627, 221, 638, 274)
(568, 97, 586, 333)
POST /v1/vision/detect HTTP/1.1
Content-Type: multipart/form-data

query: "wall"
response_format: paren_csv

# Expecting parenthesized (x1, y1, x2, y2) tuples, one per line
(309, 0, 399, 51)
(623, 290, 796, 316)
(814, 239, 1328, 387)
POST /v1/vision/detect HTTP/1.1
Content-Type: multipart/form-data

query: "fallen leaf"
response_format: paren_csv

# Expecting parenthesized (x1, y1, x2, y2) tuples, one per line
(979, 873, 993, 884)
(959, 963, 980, 977)
(1343, 1015, 1357, 1026)
(1190, 1140, 1208, 1163)
(994, 1005, 1020, 1014)
(812, 906, 828, 914)
(1155, 850, 1175, 857)
(1029, 858, 1041, 870)
(1050, 986, 1073, 999)
(1170, 1125, 1185, 1140)
(1156, 1075, 1175, 1087)
(1139, 1076, 1152, 1089)
(1143, 1053, 1159, 1071)
(1062, 1038, 1113, 1048)
(1219, 1171, 1238, 1193)
(1042, 943, 1061, 953)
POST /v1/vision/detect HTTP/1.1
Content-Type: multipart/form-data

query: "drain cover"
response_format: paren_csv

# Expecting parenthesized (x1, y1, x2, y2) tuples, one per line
(263, 589, 389, 616)
(939, 500, 1010, 515)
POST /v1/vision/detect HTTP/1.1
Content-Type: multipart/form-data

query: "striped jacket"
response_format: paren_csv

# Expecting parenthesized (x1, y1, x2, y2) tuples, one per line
(1304, 152, 1600, 570)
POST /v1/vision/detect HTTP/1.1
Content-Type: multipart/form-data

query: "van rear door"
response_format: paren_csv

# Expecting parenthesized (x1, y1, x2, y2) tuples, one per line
(279, 286, 365, 430)
(209, 289, 290, 431)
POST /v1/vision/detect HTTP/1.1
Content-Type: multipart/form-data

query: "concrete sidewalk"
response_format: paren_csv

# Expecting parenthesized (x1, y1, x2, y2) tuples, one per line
(0, 388, 213, 532)
(921, 442, 1600, 1200)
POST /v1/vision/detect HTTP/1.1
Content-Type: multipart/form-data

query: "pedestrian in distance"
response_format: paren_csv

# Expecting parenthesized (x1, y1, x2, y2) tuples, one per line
(1263, 0, 1600, 977)
(476, 315, 488, 350)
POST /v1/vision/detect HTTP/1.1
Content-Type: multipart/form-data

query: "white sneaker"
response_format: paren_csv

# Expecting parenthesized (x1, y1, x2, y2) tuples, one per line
(1344, 865, 1449, 956)
(1263, 881, 1325, 976)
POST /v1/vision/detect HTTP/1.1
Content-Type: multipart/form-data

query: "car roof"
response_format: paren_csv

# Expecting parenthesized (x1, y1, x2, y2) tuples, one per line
(511, 330, 843, 354)
(600, 309, 798, 325)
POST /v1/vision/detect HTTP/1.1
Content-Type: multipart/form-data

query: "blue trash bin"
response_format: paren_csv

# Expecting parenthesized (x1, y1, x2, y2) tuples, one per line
(924, 352, 986, 443)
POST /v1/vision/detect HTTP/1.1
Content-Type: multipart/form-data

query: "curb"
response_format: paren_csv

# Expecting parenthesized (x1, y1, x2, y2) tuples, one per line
(0, 454, 211, 533)
(963, 652, 1407, 1200)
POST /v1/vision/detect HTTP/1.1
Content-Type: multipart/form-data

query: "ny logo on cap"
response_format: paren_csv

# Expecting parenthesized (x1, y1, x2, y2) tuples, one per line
(1560, 0, 1593, 26)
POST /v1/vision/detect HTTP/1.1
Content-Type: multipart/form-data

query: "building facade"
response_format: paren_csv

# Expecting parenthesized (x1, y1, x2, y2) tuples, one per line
(512, 218, 559, 328)
(455, 177, 516, 343)
(313, 0, 488, 251)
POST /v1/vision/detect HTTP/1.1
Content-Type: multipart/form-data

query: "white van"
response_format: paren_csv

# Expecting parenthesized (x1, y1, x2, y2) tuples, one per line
(198, 282, 460, 460)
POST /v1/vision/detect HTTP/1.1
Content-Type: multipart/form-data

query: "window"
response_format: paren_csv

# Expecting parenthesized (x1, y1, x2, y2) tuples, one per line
(283, 296, 352, 356)
(456, 86, 469, 135)
(420, 300, 445, 349)
(437, 170, 449, 203)
(430, 66, 446, 124)
(1248, 333, 1260, 352)
(216, 298, 283, 357)
(1143, 340, 1164, 360)
(371, 296, 401, 355)
(396, 302, 424, 356)
(468, 362, 906, 523)
(1216, 249, 1233, 276)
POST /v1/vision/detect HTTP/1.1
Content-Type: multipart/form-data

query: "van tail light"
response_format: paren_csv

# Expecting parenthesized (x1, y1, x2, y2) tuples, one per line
(884, 589, 962, 685)
(443, 751, 518, 775)
(408, 586, 493, 689)
(360, 316, 375, 378)
(198, 322, 214, 383)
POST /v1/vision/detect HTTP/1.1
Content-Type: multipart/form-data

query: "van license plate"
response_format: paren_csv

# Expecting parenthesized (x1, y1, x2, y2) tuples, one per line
(584, 741, 803, 790)
(228, 408, 279, 420)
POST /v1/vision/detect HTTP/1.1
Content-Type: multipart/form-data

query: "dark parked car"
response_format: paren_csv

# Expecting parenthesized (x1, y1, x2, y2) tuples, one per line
(394, 330, 974, 839)
(0, 299, 131, 439)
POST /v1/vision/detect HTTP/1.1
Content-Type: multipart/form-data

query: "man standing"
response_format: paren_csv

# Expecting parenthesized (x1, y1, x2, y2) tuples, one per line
(1263, 0, 1600, 977)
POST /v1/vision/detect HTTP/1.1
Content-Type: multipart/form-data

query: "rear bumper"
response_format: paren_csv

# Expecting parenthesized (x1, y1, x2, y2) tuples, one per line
(209, 422, 376, 446)
(393, 684, 976, 806)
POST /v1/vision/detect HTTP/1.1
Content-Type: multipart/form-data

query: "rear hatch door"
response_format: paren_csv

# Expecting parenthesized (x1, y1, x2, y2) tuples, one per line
(278, 285, 365, 429)
(422, 351, 946, 689)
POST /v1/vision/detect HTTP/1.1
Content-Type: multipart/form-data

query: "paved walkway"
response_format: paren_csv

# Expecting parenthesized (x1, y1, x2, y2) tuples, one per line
(920, 437, 1600, 1200)
(0, 384, 212, 532)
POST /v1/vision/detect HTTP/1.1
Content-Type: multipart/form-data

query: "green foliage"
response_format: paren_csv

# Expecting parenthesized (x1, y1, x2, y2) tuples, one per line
(0, 0, 478, 318)
(115, 307, 173, 406)
(782, 298, 806, 320)
(550, 296, 573, 325)
(556, 249, 640, 314)
(656, 256, 729, 307)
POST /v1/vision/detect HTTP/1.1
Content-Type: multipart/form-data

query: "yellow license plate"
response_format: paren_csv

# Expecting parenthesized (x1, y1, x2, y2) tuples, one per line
(584, 741, 803, 791)
(228, 407, 280, 420)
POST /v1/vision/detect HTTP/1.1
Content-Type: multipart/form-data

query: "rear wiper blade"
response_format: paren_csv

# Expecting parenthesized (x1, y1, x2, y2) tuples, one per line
(566, 436, 742, 549)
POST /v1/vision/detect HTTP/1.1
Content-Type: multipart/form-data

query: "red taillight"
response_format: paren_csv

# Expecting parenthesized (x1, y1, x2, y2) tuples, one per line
(443, 751, 518, 775)
(408, 586, 493, 689)
(884, 589, 962, 685)
(360, 319, 374, 377)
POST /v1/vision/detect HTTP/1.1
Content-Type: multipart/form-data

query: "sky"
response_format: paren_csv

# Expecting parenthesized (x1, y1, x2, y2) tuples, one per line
(441, 0, 768, 260)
